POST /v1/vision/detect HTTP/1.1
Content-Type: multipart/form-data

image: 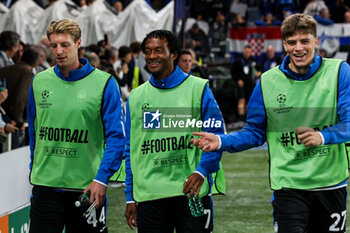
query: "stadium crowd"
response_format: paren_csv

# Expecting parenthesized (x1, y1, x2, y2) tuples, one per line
(0, 0, 350, 152)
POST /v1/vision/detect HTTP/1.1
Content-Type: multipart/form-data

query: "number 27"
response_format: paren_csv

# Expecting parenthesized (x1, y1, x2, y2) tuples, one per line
(329, 210, 346, 232)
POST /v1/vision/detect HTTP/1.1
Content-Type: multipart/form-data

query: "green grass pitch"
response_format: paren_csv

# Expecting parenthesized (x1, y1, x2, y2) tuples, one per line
(106, 150, 350, 232)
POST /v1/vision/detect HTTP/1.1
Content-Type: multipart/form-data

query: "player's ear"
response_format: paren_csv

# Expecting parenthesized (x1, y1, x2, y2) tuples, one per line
(171, 52, 177, 62)
(77, 38, 82, 48)
(282, 40, 287, 52)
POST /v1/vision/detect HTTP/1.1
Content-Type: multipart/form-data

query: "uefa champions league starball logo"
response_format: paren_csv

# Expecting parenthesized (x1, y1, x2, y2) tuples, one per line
(277, 94, 286, 104)
(142, 103, 150, 111)
(41, 90, 50, 99)
(39, 90, 53, 109)
(273, 93, 293, 114)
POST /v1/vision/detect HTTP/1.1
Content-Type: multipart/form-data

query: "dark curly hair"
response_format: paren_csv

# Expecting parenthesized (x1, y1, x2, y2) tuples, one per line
(141, 29, 181, 65)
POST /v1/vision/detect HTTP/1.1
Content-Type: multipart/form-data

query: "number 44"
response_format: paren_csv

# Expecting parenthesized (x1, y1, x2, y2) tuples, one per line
(87, 206, 106, 227)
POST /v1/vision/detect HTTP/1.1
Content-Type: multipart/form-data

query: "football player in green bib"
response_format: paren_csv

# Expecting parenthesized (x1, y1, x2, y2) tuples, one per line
(124, 29, 225, 233)
(28, 19, 125, 233)
(191, 13, 350, 233)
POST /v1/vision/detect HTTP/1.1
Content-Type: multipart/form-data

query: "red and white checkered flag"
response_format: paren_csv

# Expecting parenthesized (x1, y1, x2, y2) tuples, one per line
(247, 33, 266, 56)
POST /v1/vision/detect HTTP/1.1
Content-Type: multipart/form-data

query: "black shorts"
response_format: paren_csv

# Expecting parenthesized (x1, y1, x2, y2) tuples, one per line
(29, 185, 108, 233)
(272, 188, 347, 233)
(136, 195, 213, 233)
(237, 83, 254, 100)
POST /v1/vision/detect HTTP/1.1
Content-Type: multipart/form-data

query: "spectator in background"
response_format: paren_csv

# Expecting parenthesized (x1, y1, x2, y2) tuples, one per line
(117, 46, 133, 91)
(116, 46, 132, 98)
(12, 41, 24, 64)
(0, 84, 17, 140)
(230, 13, 247, 28)
(86, 44, 101, 57)
(129, 41, 149, 88)
(0, 30, 20, 149)
(113, 0, 123, 13)
(178, 48, 209, 80)
(39, 36, 50, 49)
(303, 0, 328, 17)
(178, 49, 193, 74)
(209, 11, 228, 61)
(0, 84, 16, 150)
(97, 38, 110, 58)
(78, 47, 86, 58)
(106, 0, 123, 14)
(99, 46, 119, 80)
(185, 23, 209, 60)
(261, 45, 282, 72)
(189, 48, 209, 79)
(86, 52, 100, 67)
(38, 37, 55, 67)
(314, 7, 334, 25)
(33, 45, 50, 73)
(231, 45, 261, 127)
(255, 13, 281, 26)
(304, 0, 334, 25)
(99, 46, 129, 100)
(0, 47, 40, 149)
(130, 41, 143, 62)
(0, 30, 20, 68)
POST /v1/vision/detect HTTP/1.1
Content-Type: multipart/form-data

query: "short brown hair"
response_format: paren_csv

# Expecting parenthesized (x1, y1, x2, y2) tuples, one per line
(281, 13, 317, 40)
(180, 49, 192, 57)
(46, 19, 81, 42)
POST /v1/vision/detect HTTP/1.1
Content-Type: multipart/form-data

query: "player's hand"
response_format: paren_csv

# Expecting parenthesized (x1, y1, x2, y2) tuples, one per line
(4, 123, 18, 133)
(84, 181, 107, 209)
(296, 127, 322, 147)
(190, 132, 220, 152)
(125, 203, 137, 230)
(183, 172, 204, 198)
